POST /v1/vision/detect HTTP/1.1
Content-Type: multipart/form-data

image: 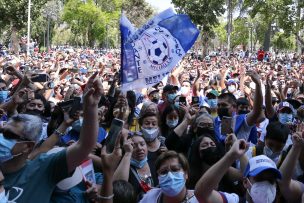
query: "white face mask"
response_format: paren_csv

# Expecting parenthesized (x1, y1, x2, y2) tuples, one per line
(0, 190, 8, 203)
(180, 86, 189, 95)
(228, 85, 236, 93)
(141, 127, 159, 142)
(249, 181, 276, 203)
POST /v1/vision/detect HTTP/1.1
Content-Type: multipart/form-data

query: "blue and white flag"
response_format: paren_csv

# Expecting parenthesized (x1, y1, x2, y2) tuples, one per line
(120, 8, 199, 91)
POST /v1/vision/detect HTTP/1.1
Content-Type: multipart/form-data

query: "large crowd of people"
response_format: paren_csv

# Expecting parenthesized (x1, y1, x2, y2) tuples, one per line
(0, 44, 304, 203)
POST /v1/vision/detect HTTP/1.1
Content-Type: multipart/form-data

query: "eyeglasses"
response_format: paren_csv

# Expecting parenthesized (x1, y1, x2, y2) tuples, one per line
(3, 130, 30, 142)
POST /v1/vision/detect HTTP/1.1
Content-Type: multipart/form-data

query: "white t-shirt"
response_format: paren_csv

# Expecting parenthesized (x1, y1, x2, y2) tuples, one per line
(139, 188, 239, 203)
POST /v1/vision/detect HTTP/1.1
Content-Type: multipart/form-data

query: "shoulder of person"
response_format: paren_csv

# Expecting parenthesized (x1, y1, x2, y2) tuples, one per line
(139, 188, 162, 203)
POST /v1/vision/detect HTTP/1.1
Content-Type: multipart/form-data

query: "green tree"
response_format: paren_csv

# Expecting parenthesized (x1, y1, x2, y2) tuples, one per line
(0, 0, 48, 53)
(62, 0, 107, 47)
(172, 0, 225, 32)
(230, 18, 249, 49)
(243, 0, 304, 51)
(272, 32, 295, 51)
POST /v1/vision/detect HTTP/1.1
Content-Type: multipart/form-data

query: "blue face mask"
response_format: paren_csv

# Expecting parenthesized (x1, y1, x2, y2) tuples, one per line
(130, 156, 148, 169)
(278, 113, 293, 124)
(174, 102, 179, 109)
(0, 91, 8, 103)
(166, 119, 179, 128)
(207, 99, 218, 108)
(0, 134, 17, 164)
(167, 94, 176, 103)
(159, 171, 185, 197)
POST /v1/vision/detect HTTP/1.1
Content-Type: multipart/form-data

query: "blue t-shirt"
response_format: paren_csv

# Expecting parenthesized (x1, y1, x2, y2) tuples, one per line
(4, 149, 69, 203)
(61, 127, 107, 145)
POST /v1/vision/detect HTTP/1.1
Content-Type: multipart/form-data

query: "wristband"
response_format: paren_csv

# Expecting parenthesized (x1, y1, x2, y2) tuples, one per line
(97, 194, 114, 200)
(54, 129, 65, 137)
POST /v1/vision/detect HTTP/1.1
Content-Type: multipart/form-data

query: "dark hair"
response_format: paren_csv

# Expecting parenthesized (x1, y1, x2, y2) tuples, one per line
(155, 151, 189, 175)
(138, 111, 158, 126)
(126, 90, 136, 126)
(113, 180, 137, 203)
(265, 121, 289, 143)
(0, 78, 7, 86)
(160, 105, 179, 135)
(218, 93, 237, 106)
(187, 135, 225, 189)
(237, 97, 249, 106)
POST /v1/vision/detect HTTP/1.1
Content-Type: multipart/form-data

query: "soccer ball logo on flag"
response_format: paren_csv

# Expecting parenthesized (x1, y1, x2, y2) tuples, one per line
(147, 39, 169, 66)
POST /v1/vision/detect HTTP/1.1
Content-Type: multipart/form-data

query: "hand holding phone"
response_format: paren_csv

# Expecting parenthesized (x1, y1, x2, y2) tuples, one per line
(221, 116, 233, 135)
(179, 97, 186, 106)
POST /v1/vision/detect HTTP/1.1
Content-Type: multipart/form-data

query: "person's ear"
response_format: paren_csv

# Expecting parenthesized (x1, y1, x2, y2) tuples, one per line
(184, 172, 188, 181)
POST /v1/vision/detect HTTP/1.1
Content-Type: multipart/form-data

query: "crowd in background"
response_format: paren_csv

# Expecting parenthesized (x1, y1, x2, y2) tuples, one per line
(1, 43, 304, 203)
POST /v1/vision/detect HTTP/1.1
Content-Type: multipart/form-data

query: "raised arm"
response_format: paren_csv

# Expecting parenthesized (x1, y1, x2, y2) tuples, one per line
(265, 73, 276, 119)
(174, 104, 195, 137)
(279, 131, 304, 202)
(113, 135, 133, 181)
(195, 139, 246, 203)
(28, 111, 75, 160)
(246, 70, 263, 126)
(99, 134, 123, 203)
(66, 72, 103, 173)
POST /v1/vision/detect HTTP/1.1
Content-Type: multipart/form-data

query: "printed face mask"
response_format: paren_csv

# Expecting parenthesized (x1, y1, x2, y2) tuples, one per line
(159, 171, 185, 197)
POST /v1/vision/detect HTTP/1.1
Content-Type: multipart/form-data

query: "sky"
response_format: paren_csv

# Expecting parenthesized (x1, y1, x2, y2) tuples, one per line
(145, 0, 175, 12)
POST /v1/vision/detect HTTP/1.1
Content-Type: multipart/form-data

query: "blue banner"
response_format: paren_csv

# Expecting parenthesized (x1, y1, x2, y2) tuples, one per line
(120, 8, 199, 91)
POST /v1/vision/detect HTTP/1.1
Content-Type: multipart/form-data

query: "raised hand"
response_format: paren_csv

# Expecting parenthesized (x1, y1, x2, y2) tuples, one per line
(247, 70, 261, 85)
(228, 139, 247, 159)
(83, 72, 103, 106)
(12, 88, 33, 105)
(100, 134, 123, 175)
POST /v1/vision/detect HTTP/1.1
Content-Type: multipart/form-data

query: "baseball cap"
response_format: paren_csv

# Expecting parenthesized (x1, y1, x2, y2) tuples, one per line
(206, 90, 219, 97)
(163, 84, 178, 93)
(227, 79, 237, 86)
(147, 87, 159, 96)
(277, 101, 294, 112)
(244, 155, 282, 179)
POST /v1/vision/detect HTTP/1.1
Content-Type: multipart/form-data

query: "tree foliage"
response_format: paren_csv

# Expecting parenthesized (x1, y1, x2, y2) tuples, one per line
(0, 0, 48, 29)
(171, 0, 225, 32)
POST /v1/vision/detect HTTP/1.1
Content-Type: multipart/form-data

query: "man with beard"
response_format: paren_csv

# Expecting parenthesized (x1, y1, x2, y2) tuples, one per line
(214, 71, 263, 143)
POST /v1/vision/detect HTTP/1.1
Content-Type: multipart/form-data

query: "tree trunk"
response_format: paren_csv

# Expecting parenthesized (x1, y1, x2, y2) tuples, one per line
(263, 22, 271, 51)
(11, 25, 20, 54)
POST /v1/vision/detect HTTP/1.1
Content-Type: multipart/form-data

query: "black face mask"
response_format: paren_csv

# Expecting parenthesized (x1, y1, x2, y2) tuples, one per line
(217, 108, 230, 119)
(24, 109, 43, 117)
(151, 98, 159, 104)
(238, 110, 250, 115)
(197, 127, 214, 137)
(199, 147, 221, 166)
